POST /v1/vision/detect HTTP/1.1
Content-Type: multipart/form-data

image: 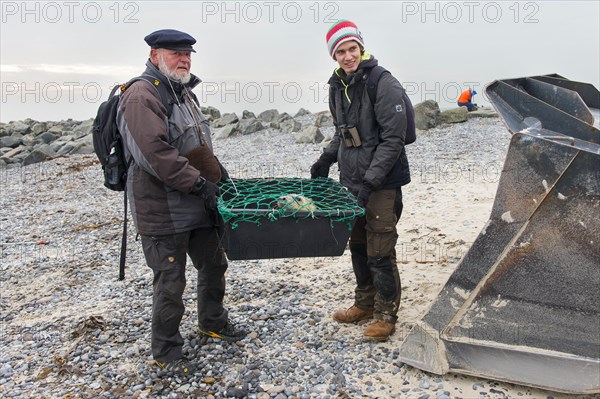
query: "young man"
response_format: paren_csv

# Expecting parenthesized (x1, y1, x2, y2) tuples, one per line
(311, 20, 411, 341)
(117, 29, 246, 374)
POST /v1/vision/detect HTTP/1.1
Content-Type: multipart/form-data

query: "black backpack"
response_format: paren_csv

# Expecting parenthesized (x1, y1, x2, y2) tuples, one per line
(92, 75, 173, 280)
(93, 76, 172, 190)
(366, 66, 416, 145)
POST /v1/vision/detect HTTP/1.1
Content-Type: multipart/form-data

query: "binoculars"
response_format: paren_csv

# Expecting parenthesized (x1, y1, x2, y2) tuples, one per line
(341, 125, 362, 147)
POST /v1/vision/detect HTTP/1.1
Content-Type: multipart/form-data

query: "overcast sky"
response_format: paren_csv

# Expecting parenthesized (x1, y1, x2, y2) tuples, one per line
(1, 0, 599, 122)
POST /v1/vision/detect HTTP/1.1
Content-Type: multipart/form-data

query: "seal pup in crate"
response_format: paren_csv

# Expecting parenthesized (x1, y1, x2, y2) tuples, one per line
(276, 194, 317, 212)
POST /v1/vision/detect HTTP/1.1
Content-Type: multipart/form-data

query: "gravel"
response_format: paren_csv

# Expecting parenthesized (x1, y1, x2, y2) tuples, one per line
(2, 116, 576, 398)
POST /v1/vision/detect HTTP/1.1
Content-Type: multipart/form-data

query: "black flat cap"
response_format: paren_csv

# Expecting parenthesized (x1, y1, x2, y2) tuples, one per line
(144, 29, 196, 52)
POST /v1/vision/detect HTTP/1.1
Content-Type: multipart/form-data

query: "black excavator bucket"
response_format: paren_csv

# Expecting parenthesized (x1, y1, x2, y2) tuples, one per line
(397, 75, 600, 394)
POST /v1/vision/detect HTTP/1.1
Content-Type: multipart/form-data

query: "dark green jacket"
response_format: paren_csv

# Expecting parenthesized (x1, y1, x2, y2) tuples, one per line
(323, 55, 411, 192)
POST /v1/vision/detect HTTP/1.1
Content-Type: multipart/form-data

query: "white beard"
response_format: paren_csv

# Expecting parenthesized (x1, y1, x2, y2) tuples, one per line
(158, 53, 191, 84)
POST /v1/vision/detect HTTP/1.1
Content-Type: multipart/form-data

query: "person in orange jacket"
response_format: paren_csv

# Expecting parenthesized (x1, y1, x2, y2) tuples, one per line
(457, 88, 477, 111)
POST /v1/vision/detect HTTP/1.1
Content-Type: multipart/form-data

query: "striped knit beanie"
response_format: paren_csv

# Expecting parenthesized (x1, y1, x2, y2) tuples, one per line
(326, 19, 365, 59)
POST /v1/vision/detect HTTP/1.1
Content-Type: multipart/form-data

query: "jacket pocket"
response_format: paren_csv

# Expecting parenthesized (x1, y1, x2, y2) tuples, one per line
(364, 189, 399, 257)
(169, 121, 203, 154)
(339, 146, 362, 187)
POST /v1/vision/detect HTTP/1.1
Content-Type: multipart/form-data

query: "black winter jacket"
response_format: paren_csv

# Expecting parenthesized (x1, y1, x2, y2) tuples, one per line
(322, 55, 411, 192)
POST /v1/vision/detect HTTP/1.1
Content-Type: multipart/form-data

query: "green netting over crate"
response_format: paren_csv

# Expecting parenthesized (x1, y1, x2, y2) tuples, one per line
(217, 177, 364, 260)
(217, 177, 364, 228)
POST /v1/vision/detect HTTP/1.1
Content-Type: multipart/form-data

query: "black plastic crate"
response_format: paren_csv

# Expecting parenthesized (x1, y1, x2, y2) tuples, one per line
(218, 178, 363, 260)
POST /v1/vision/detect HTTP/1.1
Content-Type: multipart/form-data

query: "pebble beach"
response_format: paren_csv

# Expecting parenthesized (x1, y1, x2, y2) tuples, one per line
(1, 115, 596, 399)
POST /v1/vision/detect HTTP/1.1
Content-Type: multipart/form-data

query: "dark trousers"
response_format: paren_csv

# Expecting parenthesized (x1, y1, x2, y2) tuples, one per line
(140, 228, 228, 361)
(349, 188, 403, 322)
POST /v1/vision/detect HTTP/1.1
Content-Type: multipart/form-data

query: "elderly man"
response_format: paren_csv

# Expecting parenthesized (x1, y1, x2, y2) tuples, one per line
(311, 20, 411, 341)
(117, 29, 246, 374)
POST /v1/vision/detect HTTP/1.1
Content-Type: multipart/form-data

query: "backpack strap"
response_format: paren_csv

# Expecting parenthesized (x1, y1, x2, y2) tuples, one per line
(366, 65, 389, 106)
(118, 186, 128, 280)
(126, 75, 175, 118)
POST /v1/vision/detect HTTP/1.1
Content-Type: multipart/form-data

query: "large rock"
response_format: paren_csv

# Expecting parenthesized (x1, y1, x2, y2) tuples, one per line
(22, 134, 41, 147)
(295, 126, 324, 144)
(242, 110, 256, 119)
(239, 118, 264, 135)
(50, 141, 64, 152)
(468, 107, 499, 118)
(315, 112, 333, 127)
(8, 121, 31, 135)
(13, 150, 31, 162)
(214, 123, 240, 140)
(22, 144, 56, 166)
(59, 119, 79, 132)
(0, 136, 21, 148)
(53, 135, 76, 154)
(278, 113, 292, 123)
(75, 133, 93, 146)
(70, 134, 94, 154)
(440, 107, 469, 124)
(294, 108, 311, 117)
(414, 100, 441, 130)
(55, 134, 74, 144)
(31, 122, 48, 135)
(258, 109, 279, 123)
(72, 118, 94, 138)
(39, 132, 59, 144)
(202, 106, 221, 120)
(48, 125, 64, 135)
(281, 119, 301, 134)
(56, 142, 77, 155)
(70, 143, 95, 155)
(213, 113, 239, 128)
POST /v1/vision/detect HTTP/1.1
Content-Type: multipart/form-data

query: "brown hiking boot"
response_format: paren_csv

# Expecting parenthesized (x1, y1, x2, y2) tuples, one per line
(363, 319, 396, 341)
(332, 306, 373, 324)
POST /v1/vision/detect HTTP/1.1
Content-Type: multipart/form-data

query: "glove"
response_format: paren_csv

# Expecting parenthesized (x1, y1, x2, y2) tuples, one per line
(191, 177, 220, 210)
(310, 153, 336, 179)
(357, 183, 373, 208)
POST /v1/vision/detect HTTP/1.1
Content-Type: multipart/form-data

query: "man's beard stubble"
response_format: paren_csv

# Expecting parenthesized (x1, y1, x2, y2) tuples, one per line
(158, 52, 191, 84)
